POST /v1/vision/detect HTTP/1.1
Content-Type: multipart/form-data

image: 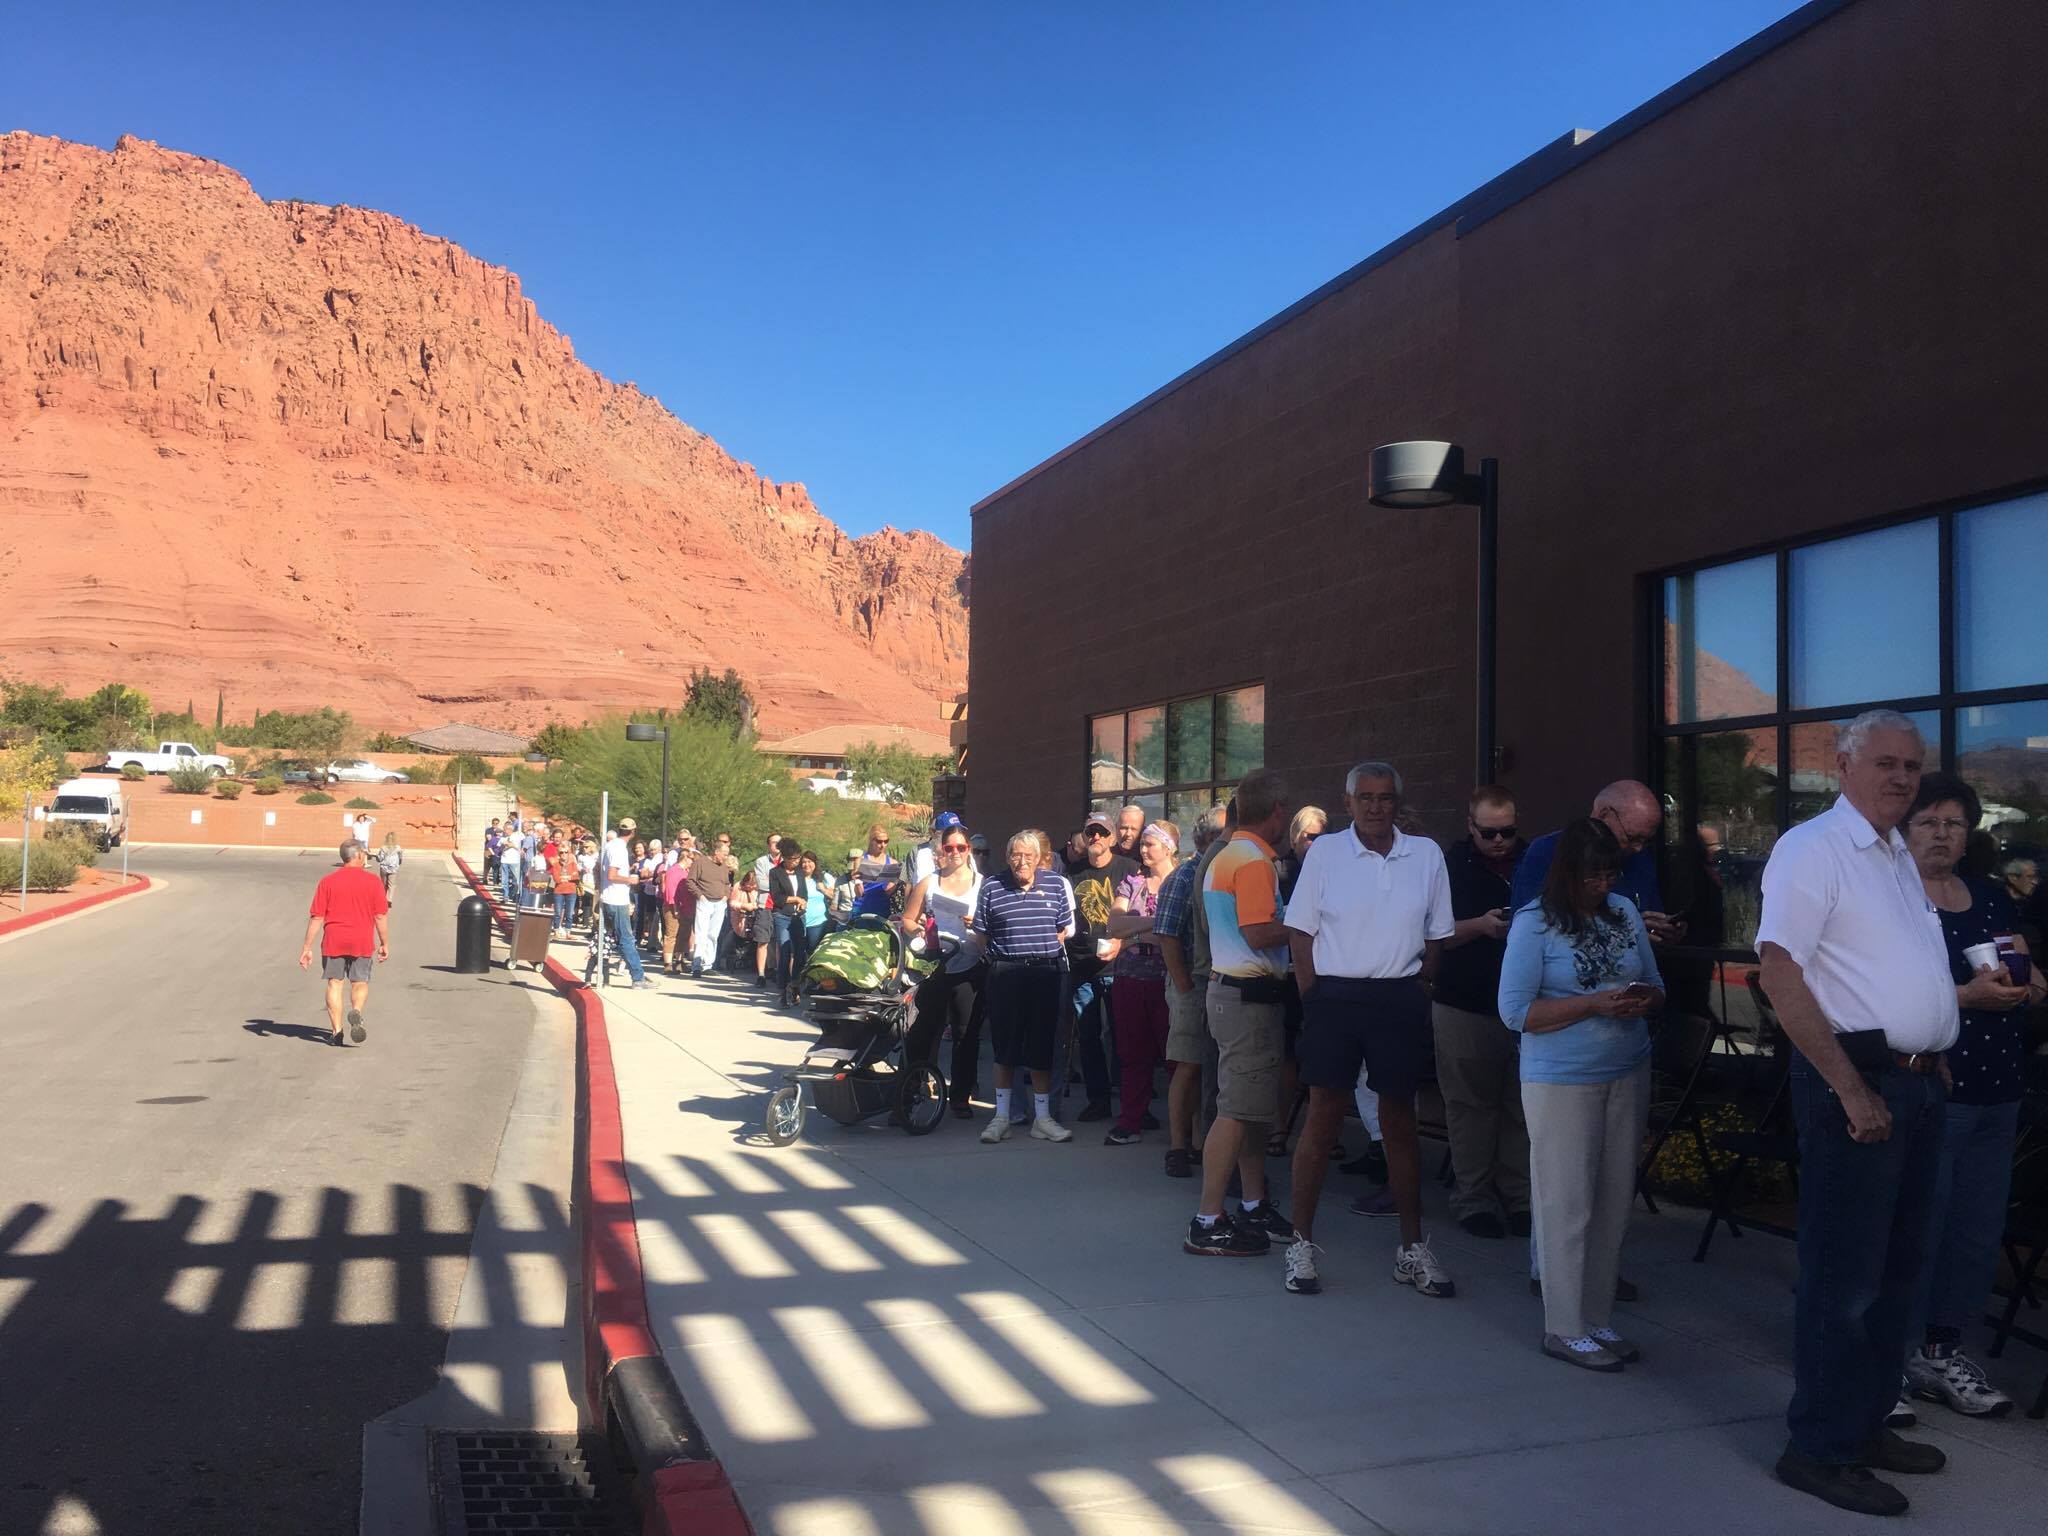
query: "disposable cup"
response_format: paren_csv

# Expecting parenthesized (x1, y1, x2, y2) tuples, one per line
(1962, 941, 2001, 974)
(1095, 937, 1115, 960)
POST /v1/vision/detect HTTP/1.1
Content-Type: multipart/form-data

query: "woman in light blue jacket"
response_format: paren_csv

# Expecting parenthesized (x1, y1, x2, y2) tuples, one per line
(1498, 817, 1663, 1373)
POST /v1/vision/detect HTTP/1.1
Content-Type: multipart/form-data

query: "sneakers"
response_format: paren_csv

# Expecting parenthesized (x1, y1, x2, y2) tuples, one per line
(1283, 1237, 1323, 1294)
(1774, 1449, 1908, 1517)
(1339, 1141, 1388, 1181)
(1350, 1188, 1398, 1218)
(1587, 1326, 1641, 1363)
(1076, 1099, 1111, 1123)
(1103, 1126, 1142, 1146)
(1542, 1333, 1624, 1372)
(1030, 1115, 1073, 1143)
(1394, 1238, 1455, 1298)
(1183, 1214, 1268, 1257)
(979, 1114, 1012, 1144)
(1858, 1429, 1947, 1475)
(1163, 1148, 1195, 1179)
(689, 960, 703, 979)
(634, 978, 659, 991)
(1906, 1347, 2013, 1417)
(1886, 1376, 1918, 1428)
(345, 1007, 366, 1044)
(1236, 1202, 1295, 1244)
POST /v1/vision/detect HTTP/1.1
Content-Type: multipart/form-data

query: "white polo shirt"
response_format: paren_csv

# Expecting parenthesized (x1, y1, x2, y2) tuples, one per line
(600, 835, 633, 908)
(1756, 795, 1958, 1054)
(1283, 824, 1453, 979)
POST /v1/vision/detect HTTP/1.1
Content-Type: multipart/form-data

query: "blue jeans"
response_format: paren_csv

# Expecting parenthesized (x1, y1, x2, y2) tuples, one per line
(1787, 1054, 1946, 1464)
(602, 902, 646, 984)
(1912, 1098, 2020, 1341)
(553, 891, 576, 931)
(500, 860, 520, 904)
(772, 912, 796, 983)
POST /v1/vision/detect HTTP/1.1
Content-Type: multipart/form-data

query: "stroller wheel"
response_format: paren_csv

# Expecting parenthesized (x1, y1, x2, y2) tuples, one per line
(897, 1065, 948, 1137)
(764, 1084, 805, 1146)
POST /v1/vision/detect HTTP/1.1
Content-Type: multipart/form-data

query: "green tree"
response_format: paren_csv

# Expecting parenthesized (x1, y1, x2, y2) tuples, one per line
(0, 740, 60, 818)
(245, 706, 353, 757)
(150, 709, 219, 752)
(842, 739, 950, 806)
(529, 721, 579, 762)
(683, 668, 756, 737)
(441, 752, 490, 784)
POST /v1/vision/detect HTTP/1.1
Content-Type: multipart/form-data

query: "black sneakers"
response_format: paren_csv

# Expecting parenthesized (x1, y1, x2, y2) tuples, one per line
(1775, 1449, 1908, 1517)
(1076, 1099, 1112, 1123)
(1183, 1214, 1269, 1257)
(1104, 1126, 1141, 1146)
(1236, 1202, 1295, 1243)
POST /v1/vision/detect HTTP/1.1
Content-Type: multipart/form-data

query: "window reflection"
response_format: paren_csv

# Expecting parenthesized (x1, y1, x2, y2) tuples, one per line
(1789, 520, 1937, 709)
(1959, 700, 2048, 858)
(1664, 555, 1776, 723)
(1661, 729, 1777, 949)
(1089, 686, 1263, 825)
(1166, 698, 1211, 785)
(1955, 492, 2048, 693)
(1216, 687, 1266, 779)
(1127, 707, 1165, 791)
(1089, 715, 1124, 796)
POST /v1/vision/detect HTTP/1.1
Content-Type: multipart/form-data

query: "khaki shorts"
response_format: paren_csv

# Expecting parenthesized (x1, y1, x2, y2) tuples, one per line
(1206, 978, 1282, 1124)
(1165, 978, 1210, 1063)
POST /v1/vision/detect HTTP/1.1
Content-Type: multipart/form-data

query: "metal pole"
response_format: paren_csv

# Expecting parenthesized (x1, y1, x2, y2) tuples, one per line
(598, 790, 611, 987)
(1476, 456, 1499, 787)
(659, 729, 671, 846)
(19, 803, 27, 916)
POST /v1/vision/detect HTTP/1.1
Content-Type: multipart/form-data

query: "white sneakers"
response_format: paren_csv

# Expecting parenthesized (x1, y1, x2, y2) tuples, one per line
(1393, 1238, 1455, 1298)
(980, 1113, 1072, 1144)
(1907, 1349, 2014, 1417)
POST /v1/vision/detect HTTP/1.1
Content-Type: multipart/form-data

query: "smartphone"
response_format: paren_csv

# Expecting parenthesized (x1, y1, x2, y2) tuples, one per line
(1619, 981, 1657, 1002)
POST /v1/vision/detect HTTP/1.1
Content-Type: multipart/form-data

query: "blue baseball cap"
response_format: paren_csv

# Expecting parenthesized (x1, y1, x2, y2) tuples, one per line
(933, 811, 963, 831)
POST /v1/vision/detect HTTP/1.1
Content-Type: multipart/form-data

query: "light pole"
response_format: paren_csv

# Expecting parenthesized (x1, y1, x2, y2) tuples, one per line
(1368, 440, 1499, 787)
(625, 722, 670, 843)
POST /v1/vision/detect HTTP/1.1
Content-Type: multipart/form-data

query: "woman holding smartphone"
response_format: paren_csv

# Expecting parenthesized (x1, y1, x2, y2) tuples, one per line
(1498, 818, 1663, 1373)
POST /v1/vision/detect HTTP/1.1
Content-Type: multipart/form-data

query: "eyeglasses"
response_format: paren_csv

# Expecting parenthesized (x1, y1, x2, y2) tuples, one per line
(1471, 823, 1518, 841)
(1909, 817, 1969, 835)
(872, 836, 890, 845)
(1083, 828, 1110, 840)
(941, 841, 971, 852)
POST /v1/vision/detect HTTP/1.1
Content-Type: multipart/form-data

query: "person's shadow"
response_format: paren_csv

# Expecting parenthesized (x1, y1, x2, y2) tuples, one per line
(243, 1018, 335, 1044)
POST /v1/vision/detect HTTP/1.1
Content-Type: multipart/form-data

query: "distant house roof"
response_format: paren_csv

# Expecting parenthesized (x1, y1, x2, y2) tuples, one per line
(404, 722, 531, 755)
(760, 723, 952, 759)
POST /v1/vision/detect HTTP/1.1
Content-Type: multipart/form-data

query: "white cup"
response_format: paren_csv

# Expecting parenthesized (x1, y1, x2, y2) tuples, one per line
(1095, 937, 1115, 960)
(1962, 941, 2001, 973)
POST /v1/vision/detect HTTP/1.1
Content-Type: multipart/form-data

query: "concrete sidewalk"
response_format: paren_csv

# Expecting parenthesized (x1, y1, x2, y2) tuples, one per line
(572, 948, 2047, 1535)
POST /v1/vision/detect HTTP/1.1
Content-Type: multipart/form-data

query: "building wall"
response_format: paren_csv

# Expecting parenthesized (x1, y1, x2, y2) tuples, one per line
(970, 0, 2048, 841)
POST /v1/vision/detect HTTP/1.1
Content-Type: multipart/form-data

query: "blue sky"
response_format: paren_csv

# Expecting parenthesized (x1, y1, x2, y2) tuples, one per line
(13, 1, 1803, 549)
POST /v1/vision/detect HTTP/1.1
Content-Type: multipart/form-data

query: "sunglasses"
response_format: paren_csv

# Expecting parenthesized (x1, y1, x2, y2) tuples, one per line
(1083, 828, 1110, 840)
(941, 841, 971, 852)
(1472, 823, 1518, 840)
(872, 837, 891, 845)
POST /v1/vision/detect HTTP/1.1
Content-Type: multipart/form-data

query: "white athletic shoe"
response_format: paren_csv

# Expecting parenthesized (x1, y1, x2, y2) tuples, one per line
(1907, 1348, 2013, 1417)
(980, 1113, 1012, 1144)
(1029, 1115, 1072, 1142)
(1393, 1237, 1456, 1298)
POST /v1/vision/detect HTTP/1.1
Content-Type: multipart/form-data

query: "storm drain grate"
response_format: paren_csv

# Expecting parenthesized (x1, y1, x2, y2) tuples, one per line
(431, 1430, 636, 1534)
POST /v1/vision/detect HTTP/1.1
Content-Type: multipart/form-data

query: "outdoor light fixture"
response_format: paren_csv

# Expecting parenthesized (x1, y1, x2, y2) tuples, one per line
(1368, 441, 1501, 785)
(626, 721, 671, 844)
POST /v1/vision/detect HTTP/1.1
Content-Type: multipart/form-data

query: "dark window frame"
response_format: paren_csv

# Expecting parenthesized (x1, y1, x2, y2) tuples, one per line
(1086, 681, 1265, 819)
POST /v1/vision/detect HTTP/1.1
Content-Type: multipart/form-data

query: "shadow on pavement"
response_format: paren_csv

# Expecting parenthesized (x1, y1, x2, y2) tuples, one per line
(243, 1017, 337, 1044)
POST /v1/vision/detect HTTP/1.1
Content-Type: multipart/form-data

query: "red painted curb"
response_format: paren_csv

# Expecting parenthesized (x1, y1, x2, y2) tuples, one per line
(451, 859, 753, 1536)
(0, 872, 151, 938)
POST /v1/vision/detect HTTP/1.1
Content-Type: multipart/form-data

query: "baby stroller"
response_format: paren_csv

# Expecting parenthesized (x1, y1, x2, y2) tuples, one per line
(763, 916, 948, 1144)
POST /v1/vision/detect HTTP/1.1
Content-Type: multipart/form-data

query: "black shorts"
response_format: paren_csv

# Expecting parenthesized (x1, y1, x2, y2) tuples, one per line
(1296, 976, 1432, 1100)
(985, 960, 1061, 1072)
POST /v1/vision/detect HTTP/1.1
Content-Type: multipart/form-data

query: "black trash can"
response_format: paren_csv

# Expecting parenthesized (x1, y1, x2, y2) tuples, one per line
(455, 894, 494, 974)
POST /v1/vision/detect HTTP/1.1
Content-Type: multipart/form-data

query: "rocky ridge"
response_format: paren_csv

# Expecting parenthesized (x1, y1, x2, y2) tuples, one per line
(0, 131, 967, 734)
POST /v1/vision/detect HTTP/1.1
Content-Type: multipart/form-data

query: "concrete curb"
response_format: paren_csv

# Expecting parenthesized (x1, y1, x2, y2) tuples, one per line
(0, 872, 152, 939)
(451, 857, 752, 1536)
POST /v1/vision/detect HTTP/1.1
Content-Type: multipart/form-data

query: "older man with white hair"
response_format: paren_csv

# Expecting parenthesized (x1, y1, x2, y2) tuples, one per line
(1759, 709, 1956, 1517)
(1511, 779, 1681, 943)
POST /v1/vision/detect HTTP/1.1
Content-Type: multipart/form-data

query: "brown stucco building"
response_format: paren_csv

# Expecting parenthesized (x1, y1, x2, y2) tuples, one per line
(968, 0, 2048, 940)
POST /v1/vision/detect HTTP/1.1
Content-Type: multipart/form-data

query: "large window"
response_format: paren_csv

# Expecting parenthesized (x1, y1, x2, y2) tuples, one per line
(1658, 490, 2048, 947)
(1089, 685, 1264, 832)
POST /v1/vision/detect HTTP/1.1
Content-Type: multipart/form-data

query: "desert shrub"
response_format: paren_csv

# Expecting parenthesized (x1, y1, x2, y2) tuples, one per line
(44, 825, 100, 870)
(252, 775, 284, 796)
(14, 839, 79, 892)
(365, 731, 408, 753)
(399, 760, 444, 786)
(442, 752, 490, 784)
(119, 762, 146, 781)
(344, 796, 378, 810)
(166, 764, 215, 795)
(297, 790, 336, 806)
(213, 779, 243, 800)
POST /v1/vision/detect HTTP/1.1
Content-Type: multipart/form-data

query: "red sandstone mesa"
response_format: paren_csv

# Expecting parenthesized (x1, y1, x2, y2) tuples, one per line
(0, 132, 968, 735)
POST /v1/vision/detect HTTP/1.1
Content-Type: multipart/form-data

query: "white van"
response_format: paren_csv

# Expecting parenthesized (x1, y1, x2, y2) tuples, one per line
(47, 778, 127, 849)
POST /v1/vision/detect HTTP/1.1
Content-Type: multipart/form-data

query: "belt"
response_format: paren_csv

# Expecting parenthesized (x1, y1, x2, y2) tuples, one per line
(1892, 1050, 1944, 1077)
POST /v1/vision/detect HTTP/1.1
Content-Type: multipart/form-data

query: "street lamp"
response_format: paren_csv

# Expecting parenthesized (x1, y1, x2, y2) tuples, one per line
(1367, 440, 1500, 786)
(625, 722, 670, 843)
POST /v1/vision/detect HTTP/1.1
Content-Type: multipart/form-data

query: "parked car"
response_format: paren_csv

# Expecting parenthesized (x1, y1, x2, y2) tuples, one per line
(44, 778, 126, 849)
(325, 759, 408, 784)
(264, 758, 328, 785)
(101, 740, 233, 776)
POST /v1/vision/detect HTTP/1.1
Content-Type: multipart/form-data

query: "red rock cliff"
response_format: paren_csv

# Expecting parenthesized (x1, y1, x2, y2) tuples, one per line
(0, 131, 968, 734)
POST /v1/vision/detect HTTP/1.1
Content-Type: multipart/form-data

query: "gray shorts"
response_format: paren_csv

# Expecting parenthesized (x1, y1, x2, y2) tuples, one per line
(322, 955, 373, 983)
(1165, 978, 1211, 1064)
(751, 908, 775, 943)
(1206, 978, 1283, 1124)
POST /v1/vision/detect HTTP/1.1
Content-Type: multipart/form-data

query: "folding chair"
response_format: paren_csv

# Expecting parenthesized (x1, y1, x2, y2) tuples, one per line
(1638, 1007, 1731, 1215)
(1693, 976, 1800, 1262)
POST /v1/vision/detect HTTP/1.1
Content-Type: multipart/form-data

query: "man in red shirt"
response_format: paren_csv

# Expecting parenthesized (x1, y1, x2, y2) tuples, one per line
(299, 840, 392, 1047)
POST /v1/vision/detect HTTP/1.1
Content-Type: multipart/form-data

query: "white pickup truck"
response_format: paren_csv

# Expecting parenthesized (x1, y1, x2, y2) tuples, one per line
(102, 740, 233, 776)
(45, 779, 127, 849)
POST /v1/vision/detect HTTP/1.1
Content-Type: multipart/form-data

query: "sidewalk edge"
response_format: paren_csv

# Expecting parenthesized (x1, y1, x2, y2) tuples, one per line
(451, 857, 753, 1536)
(0, 872, 152, 938)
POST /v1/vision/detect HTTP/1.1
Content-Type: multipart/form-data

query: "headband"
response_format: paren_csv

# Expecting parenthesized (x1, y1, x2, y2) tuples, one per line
(1141, 822, 1178, 853)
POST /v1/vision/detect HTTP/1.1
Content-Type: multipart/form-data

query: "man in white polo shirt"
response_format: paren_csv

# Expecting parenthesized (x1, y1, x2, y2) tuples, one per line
(1282, 760, 1454, 1299)
(1758, 709, 1956, 1518)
